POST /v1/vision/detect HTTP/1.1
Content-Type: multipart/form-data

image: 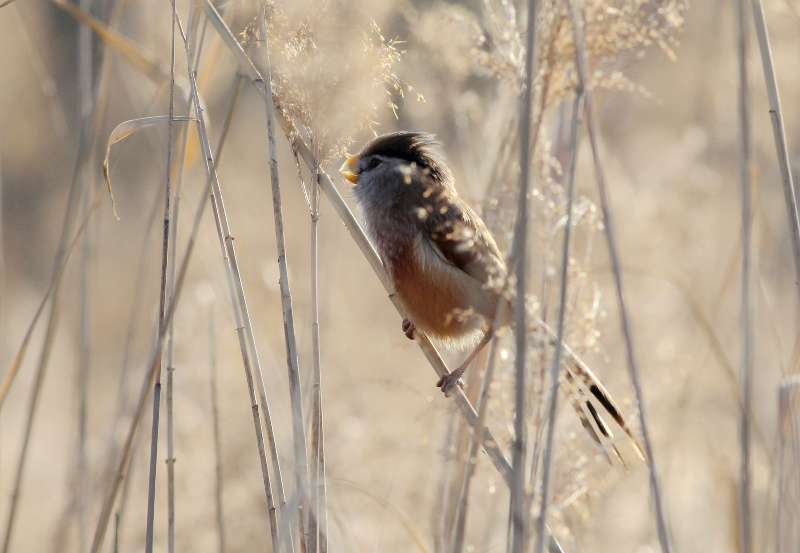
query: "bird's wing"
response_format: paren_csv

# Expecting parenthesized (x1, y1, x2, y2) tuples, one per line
(413, 172, 507, 288)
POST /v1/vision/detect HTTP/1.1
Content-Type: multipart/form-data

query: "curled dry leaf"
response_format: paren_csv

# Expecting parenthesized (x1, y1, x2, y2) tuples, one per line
(103, 116, 195, 219)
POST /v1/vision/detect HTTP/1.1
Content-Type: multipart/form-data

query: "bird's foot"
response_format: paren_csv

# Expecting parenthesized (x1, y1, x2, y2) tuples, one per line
(402, 318, 416, 340)
(436, 366, 465, 397)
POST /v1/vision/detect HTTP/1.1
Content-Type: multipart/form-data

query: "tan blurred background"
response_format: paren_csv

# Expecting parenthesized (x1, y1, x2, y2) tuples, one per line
(1, 1, 800, 552)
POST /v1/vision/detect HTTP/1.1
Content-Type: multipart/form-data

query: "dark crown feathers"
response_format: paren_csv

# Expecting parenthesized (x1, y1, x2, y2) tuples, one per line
(359, 131, 451, 183)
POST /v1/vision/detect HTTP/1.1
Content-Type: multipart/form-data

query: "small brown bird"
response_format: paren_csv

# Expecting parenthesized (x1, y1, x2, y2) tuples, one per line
(340, 131, 644, 461)
(340, 131, 509, 395)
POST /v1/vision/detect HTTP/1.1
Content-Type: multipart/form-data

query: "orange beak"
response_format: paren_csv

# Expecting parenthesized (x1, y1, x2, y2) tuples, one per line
(338, 154, 360, 185)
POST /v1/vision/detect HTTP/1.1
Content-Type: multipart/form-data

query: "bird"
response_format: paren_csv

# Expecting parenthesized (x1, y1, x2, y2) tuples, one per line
(339, 131, 644, 463)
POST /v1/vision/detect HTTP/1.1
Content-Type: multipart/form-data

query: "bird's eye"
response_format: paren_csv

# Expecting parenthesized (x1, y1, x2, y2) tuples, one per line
(366, 157, 382, 171)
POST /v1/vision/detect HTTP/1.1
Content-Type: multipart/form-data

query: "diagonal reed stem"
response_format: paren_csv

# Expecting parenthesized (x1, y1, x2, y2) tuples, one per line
(749, 0, 800, 298)
(194, 8, 297, 552)
(178, 11, 287, 552)
(565, 1, 672, 551)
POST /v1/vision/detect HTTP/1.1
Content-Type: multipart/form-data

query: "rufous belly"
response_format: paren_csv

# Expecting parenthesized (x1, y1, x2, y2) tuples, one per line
(388, 235, 492, 346)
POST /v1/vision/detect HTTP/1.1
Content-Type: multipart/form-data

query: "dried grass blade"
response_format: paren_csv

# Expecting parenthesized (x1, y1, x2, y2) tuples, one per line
(52, 0, 165, 83)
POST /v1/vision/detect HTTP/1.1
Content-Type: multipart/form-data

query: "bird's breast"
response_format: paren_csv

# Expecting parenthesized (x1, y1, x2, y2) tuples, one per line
(376, 229, 488, 346)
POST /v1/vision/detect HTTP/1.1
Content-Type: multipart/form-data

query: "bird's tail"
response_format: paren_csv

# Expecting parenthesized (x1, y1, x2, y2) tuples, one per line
(537, 323, 646, 467)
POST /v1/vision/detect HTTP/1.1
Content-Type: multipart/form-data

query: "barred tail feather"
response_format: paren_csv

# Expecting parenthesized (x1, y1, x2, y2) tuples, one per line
(538, 322, 646, 464)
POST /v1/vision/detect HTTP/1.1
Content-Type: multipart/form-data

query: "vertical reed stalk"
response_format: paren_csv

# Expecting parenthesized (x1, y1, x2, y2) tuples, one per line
(143, 0, 183, 546)
(76, 149, 92, 553)
(510, 0, 538, 551)
(76, 0, 93, 547)
(107, 126, 179, 553)
(209, 311, 227, 553)
(533, 86, 584, 553)
(164, 1, 179, 552)
(566, 1, 672, 551)
(308, 150, 329, 553)
(735, 2, 754, 552)
(259, 8, 311, 551)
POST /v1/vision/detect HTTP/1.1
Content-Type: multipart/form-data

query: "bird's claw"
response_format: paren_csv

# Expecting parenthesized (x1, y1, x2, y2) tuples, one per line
(402, 318, 416, 340)
(436, 368, 465, 397)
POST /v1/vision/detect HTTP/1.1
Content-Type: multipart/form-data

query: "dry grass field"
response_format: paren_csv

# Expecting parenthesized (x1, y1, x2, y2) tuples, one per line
(1, 1, 800, 553)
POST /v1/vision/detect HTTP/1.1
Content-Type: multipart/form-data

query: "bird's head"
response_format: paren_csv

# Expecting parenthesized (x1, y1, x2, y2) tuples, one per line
(339, 132, 451, 200)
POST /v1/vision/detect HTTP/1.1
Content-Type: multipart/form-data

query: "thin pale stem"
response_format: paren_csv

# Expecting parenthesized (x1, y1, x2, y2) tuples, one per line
(209, 310, 227, 553)
(259, 9, 310, 552)
(107, 90, 189, 553)
(76, 0, 93, 546)
(164, 2, 179, 552)
(308, 150, 329, 553)
(509, 1, 538, 551)
(143, 0, 181, 545)
(566, 1, 672, 551)
(736, 1, 754, 552)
